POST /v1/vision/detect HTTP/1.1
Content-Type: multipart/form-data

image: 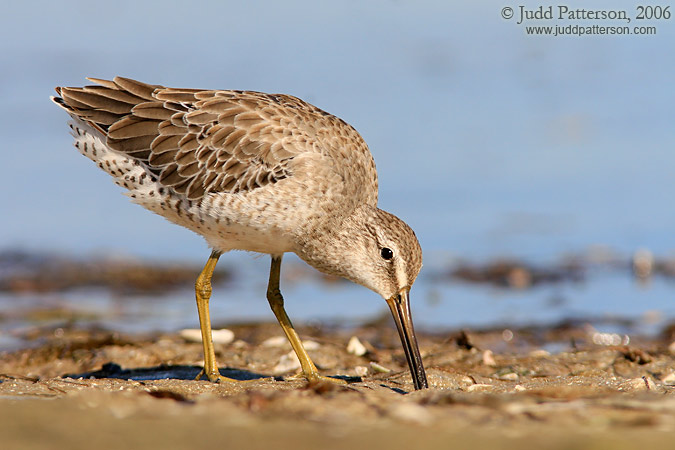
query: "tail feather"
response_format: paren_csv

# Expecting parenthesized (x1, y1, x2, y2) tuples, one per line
(52, 77, 203, 235)
(53, 80, 153, 190)
(52, 77, 161, 132)
(50, 94, 70, 111)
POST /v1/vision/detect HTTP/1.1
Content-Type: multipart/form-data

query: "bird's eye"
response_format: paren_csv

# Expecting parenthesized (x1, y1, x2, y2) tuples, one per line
(380, 247, 394, 260)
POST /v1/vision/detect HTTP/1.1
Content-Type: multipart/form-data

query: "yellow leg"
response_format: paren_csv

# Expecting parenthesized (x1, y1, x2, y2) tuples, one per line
(194, 250, 234, 383)
(266, 255, 345, 385)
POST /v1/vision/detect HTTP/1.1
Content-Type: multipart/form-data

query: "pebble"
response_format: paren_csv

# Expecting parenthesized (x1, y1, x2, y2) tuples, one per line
(460, 375, 475, 385)
(178, 329, 202, 343)
(620, 376, 656, 391)
(661, 372, 675, 386)
(157, 337, 175, 347)
(302, 340, 321, 350)
(513, 384, 526, 392)
(346, 336, 367, 356)
(232, 340, 247, 349)
(466, 383, 493, 392)
(528, 349, 550, 358)
(482, 349, 496, 367)
(668, 341, 675, 355)
(633, 248, 654, 279)
(500, 372, 519, 381)
(263, 338, 319, 349)
(369, 362, 391, 373)
(261, 336, 289, 348)
(179, 328, 234, 344)
(354, 366, 368, 377)
(211, 329, 235, 344)
(273, 352, 301, 374)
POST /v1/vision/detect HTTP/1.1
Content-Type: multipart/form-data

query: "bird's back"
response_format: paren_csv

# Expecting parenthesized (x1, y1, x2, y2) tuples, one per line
(53, 77, 379, 253)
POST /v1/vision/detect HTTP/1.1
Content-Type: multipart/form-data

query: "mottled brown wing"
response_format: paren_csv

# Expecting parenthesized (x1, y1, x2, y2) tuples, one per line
(55, 77, 305, 200)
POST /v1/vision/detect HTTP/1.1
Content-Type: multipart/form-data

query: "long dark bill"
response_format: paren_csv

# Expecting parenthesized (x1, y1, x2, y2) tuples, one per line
(386, 288, 429, 390)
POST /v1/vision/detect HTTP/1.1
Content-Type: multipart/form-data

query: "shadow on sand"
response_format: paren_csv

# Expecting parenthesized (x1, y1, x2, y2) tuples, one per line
(66, 362, 270, 382)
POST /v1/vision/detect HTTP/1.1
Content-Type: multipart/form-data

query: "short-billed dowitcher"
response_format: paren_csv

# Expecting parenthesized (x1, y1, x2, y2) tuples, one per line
(52, 77, 428, 390)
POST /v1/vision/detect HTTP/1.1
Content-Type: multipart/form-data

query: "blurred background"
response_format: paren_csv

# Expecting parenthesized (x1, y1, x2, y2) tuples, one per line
(1, 0, 673, 349)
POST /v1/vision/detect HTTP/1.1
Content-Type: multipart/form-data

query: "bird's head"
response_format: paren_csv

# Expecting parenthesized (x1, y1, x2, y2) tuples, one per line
(299, 205, 428, 390)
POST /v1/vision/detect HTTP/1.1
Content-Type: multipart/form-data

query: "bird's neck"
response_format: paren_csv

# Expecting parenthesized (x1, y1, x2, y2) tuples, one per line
(294, 204, 377, 282)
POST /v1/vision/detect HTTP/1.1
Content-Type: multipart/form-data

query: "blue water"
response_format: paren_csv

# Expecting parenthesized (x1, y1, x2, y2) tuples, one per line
(0, 1, 673, 338)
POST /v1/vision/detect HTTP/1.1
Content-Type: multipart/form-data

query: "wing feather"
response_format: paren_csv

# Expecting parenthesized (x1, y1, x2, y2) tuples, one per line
(53, 77, 344, 200)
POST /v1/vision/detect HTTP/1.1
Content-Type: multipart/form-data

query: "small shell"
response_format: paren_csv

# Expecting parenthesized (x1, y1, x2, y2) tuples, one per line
(346, 336, 367, 356)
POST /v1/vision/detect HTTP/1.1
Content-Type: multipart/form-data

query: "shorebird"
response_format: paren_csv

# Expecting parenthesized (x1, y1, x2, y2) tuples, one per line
(52, 77, 428, 390)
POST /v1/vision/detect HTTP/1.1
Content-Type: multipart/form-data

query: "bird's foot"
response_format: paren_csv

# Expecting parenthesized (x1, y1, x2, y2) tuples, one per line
(287, 371, 348, 386)
(194, 368, 238, 383)
(195, 368, 274, 384)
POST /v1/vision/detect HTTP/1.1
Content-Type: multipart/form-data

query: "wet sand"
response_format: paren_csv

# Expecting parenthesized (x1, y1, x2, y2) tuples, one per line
(2, 322, 675, 449)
